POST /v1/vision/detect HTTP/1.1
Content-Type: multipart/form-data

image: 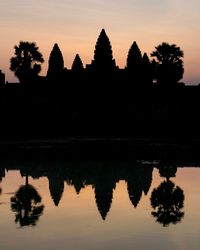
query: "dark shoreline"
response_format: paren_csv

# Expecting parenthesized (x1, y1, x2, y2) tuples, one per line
(0, 137, 200, 162)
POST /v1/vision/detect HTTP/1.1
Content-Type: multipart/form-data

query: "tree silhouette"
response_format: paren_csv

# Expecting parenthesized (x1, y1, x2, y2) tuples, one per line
(151, 180, 184, 227)
(151, 42, 184, 85)
(72, 54, 84, 71)
(92, 29, 116, 71)
(47, 43, 64, 80)
(10, 41, 44, 83)
(10, 182, 44, 227)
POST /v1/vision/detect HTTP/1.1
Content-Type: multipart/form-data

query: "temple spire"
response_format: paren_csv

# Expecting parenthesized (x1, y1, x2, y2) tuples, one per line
(72, 54, 84, 71)
(47, 43, 64, 79)
(126, 41, 142, 70)
(92, 29, 116, 71)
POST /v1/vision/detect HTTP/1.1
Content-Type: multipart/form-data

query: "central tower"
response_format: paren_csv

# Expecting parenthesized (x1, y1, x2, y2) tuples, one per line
(91, 29, 116, 72)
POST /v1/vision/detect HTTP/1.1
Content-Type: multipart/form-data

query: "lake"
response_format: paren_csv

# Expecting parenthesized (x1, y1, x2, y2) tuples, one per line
(0, 158, 200, 250)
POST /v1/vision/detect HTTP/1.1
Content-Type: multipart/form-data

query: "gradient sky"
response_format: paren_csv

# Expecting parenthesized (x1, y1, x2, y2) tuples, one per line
(0, 0, 200, 84)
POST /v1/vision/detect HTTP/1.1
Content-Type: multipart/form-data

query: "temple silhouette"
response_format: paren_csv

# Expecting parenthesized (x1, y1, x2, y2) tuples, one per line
(0, 29, 200, 141)
(0, 70, 5, 85)
(3, 162, 154, 221)
(0, 153, 189, 224)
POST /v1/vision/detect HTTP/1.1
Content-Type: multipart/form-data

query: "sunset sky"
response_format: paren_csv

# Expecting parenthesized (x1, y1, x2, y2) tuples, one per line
(0, 0, 200, 84)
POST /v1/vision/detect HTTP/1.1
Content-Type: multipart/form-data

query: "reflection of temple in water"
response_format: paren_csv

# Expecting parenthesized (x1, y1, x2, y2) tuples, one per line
(94, 176, 116, 220)
(0, 160, 154, 219)
(48, 173, 64, 206)
(0, 159, 187, 222)
(126, 166, 153, 207)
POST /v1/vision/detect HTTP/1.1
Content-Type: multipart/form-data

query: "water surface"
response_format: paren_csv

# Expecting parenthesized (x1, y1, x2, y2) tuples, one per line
(0, 161, 199, 250)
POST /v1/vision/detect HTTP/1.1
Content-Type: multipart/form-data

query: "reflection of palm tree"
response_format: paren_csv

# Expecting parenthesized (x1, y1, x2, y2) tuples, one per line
(150, 180, 184, 227)
(158, 165, 177, 181)
(10, 176, 44, 227)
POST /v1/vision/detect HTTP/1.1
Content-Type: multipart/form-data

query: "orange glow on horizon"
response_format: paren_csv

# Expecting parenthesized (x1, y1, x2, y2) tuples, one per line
(0, 1, 200, 84)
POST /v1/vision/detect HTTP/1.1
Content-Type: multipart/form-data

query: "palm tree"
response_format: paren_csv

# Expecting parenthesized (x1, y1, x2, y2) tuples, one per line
(10, 41, 44, 84)
(151, 42, 184, 85)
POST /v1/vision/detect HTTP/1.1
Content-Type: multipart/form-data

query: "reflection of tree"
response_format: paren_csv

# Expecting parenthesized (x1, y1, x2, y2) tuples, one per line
(10, 176, 44, 227)
(151, 180, 184, 227)
(158, 165, 177, 181)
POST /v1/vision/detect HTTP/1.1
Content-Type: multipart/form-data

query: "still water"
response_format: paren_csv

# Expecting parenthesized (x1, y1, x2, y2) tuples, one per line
(0, 160, 200, 250)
